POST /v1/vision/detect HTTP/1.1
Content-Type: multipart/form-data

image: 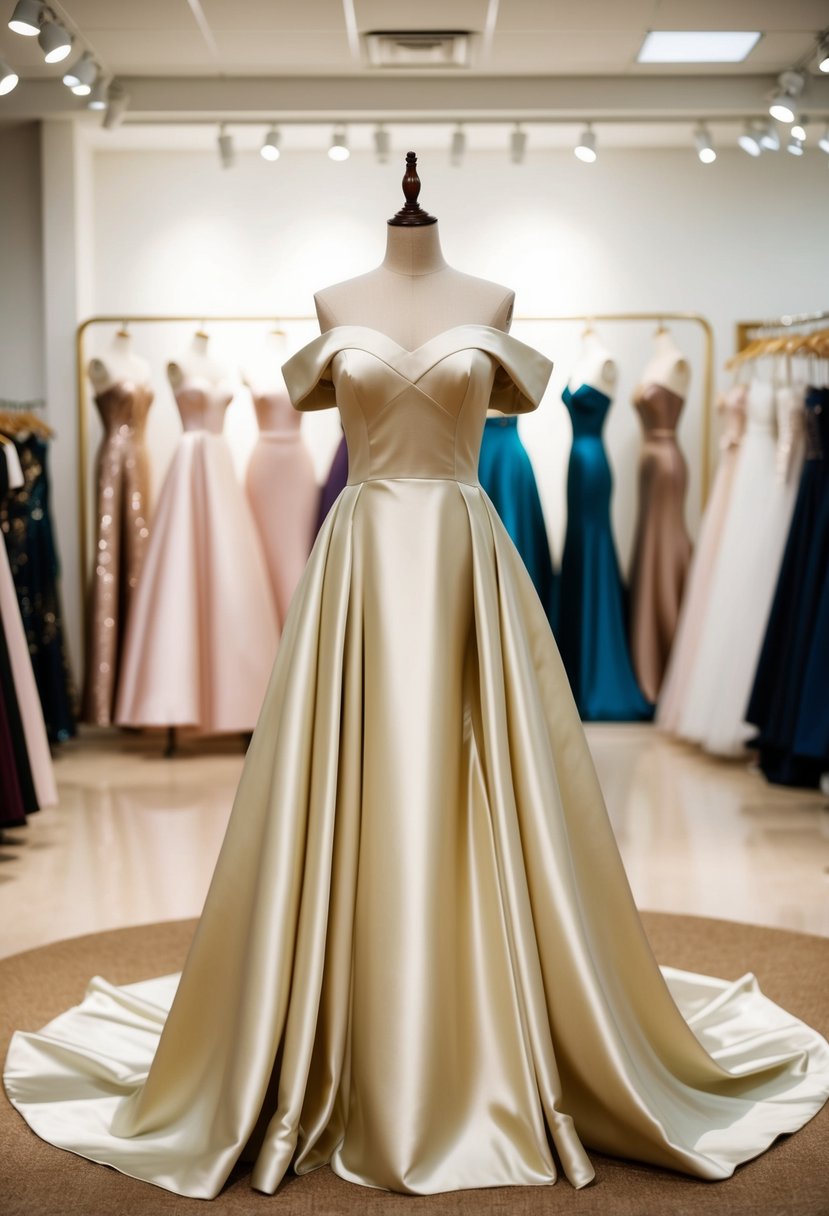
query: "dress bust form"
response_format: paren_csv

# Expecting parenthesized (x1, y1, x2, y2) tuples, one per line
(568, 328, 618, 397)
(88, 330, 151, 393)
(168, 331, 229, 390)
(242, 330, 289, 398)
(314, 153, 514, 347)
(639, 329, 691, 397)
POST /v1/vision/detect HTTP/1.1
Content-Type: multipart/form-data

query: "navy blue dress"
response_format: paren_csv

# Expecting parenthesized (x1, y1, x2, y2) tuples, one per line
(746, 387, 829, 786)
(558, 384, 651, 722)
(478, 415, 558, 630)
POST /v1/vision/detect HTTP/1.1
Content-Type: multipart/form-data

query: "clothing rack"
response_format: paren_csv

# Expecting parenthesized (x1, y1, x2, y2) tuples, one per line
(737, 310, 829, 349)
(0, 398, 46, 411)
(76, 311, 715, 634)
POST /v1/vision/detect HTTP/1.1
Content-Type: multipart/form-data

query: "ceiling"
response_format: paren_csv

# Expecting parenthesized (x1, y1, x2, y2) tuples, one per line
(1, 1, 828, 132)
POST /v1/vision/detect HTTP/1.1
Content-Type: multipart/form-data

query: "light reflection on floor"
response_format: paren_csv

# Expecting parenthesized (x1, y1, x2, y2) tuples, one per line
(1, 724, 827, 959)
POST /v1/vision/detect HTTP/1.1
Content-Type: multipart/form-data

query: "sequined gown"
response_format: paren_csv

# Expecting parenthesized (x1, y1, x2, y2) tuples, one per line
(114, 379, 278, 734)
(6, 327, 828, 1201)
(0, 435, 77, 743)
(83, 381, 154, 725)
(245, 388, 318, 627)
(628, 384, 692, 704)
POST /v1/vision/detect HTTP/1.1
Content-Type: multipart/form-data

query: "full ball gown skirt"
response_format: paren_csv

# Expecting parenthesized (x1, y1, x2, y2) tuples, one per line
(628, 384, 692, 704)
(558, 384, 651, 721)
(657, 385, 747, 732)
(83, 381, 154, 725)
(5, 327, 829, 1201)
(115, 382, 279, 734)
(478, 414, 558, 629)
(747, 387, 829, 786)
(245, 389, 318, 627)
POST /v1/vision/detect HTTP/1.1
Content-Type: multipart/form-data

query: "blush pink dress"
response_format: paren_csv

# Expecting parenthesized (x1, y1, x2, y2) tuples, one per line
(657, 385, 747, 732)
(245, 387, 318, 628)
(115, 379, 279, 734)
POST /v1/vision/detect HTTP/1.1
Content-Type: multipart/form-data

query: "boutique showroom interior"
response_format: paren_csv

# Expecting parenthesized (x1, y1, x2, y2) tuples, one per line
(0, 3, 828, 1215)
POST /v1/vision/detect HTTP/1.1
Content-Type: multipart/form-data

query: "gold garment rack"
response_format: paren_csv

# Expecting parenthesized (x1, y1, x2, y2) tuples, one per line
(76, 311, 715, 633)
(737, 309, 829, 352)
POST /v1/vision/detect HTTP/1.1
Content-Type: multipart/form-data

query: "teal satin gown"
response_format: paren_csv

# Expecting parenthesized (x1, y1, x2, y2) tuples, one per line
(478, 416, 558, 630)
(558, 384, 651, 721)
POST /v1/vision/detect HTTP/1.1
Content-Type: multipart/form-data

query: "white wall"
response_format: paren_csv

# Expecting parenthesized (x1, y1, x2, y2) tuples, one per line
(62, 142, 826, 661)
(0, 122, 43, 401)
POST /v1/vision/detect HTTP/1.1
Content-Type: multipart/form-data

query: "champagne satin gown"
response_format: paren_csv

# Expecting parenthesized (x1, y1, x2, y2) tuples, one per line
(5, 327, 829, 1200)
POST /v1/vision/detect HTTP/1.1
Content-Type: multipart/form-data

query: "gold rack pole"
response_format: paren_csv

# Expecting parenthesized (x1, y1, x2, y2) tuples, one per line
(77, 310, 715, 640)
(736, 309, 829, 353)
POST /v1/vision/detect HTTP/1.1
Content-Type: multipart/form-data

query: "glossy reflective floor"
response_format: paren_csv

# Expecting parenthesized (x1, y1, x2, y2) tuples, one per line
(1, 725, 827, 960)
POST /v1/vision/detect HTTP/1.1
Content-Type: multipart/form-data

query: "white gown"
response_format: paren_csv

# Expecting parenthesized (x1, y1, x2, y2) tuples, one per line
(5, 330, 829, 1200)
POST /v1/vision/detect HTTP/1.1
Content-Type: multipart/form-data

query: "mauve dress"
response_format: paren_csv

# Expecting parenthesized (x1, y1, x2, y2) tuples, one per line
(628, 383, 692, 704)
(246, 388, 318, 628)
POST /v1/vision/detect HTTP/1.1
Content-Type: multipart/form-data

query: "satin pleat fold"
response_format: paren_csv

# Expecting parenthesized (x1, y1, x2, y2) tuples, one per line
(6, 477, 829, 1200)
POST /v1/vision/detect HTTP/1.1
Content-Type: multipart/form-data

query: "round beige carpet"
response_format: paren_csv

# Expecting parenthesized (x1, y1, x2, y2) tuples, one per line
(1, 913, 826, 1216)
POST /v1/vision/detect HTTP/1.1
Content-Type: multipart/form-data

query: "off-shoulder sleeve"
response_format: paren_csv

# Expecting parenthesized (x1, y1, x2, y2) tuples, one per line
(281, 332, 341, 412)
(479, 329, 554, 415)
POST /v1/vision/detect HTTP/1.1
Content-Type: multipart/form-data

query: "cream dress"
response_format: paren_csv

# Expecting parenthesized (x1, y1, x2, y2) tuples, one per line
(5, 328, 829, 1199)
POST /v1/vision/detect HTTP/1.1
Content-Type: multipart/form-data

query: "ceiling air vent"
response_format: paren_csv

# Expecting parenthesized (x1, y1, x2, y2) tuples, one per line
(365, 31, 472, 69)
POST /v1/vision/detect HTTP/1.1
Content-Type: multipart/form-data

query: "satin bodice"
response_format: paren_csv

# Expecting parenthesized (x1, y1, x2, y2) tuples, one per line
(251, 389, 301, 438)
(562, 382, 612, 440)
(94, 382, 154, 438)
(173, 380, 234, 435)
(283, 326, 552, 486)
(632, 383, 685, 440)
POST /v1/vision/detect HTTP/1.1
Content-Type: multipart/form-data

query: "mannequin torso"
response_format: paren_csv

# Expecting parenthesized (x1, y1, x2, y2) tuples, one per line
(88, 331, 151, 393)
(314, 224, 514, 348)
(243, 332, 296, 433)
(568, 331, 618, 398)
(168, 331, 230, 392)
(638, 330, 691, 398)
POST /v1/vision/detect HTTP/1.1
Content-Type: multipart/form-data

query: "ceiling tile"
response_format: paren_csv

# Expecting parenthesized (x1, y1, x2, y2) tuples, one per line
(63, 1, 199, 31)
(197, 0, 348, 31)
(494, 2, 656, 33)
(488, 31, 647, 74)
(648, 0, 829, 33)
(84, 29, 217, 72)
(211, 31, 357, 73)
(355, 0, 489, 31)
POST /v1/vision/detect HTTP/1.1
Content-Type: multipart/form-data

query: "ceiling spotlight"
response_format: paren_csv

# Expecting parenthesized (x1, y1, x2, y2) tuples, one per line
(38, 17, 71, 63)
(818, 33, 829, 73)
(373, 123, 390, 164)
(217, 124, 235, 169)
(759, 121, 780, 151)
(510, 124, 527, 164)
(791, 119, 806, 141)
(0, 58, 19, 95)
(8, 0, 41, 35)
(68, 51, 95, 95)
(102, 80, 129, 129)
(737, 122, 763, 156)
(260, 126, 280, 161)
(328, 127, 349, 161)
(694, 125, 716, 163)
(786, 134, 805, 156)
(62, 49, 90, 87)
(768, 70, 804, 123)
(819, 125, 829, 154)
(87, 73, 107, 110)
(574, 124, 597, 163)
(450, 124, 466, 167)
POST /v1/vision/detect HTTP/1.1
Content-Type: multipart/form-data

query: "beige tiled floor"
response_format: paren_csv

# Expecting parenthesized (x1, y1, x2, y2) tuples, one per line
(1, 724, 827, 960)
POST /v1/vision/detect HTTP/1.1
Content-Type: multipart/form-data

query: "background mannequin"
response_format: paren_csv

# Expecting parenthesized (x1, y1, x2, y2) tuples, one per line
(568, 326, 618, 398)
(243, 330, 318, 626)
(638, 327, 691, 397)
(167, 329, 228, 392)
(83, 328, 154, 724)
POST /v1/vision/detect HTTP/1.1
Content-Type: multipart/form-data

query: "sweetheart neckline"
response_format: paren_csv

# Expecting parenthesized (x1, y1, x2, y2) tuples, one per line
(313, 323, 514, 358)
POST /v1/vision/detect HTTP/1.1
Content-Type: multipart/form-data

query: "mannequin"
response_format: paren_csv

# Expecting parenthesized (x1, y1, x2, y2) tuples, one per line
(83, 328, 154, 725)
(167, 329, 229, 391)
(243, 330, 318, 625)
(638, 327, 691, 397)
(315, 153, 514, 343)
(568, 326, 618, 398)
(88, 328, 151, 393)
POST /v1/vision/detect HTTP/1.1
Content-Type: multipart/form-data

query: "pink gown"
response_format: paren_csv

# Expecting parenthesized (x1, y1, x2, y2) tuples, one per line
(245, 388, 318, 627)
(115, 379, 279, 734)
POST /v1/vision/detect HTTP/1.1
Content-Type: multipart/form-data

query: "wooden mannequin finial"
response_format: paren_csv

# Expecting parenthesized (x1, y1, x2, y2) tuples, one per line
(388, 151, 437, 227)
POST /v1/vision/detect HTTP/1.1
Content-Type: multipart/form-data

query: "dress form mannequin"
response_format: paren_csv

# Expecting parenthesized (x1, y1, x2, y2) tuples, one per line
(314, 153, 514, 343)
(88, 329, 151, 393)
(242, 330, 289, 403)
(568, 328, 618, 398)
(638, 328, 690, 397)
(168, 330, 229, 392)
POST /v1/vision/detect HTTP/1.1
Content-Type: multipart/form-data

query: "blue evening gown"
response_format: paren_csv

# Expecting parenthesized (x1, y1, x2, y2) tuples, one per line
(558, 384, 651, 722)
(478, 415, 558, 630)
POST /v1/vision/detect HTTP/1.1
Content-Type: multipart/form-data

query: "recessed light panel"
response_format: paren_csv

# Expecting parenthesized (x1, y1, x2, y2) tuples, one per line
(638, 31, 761, 64)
